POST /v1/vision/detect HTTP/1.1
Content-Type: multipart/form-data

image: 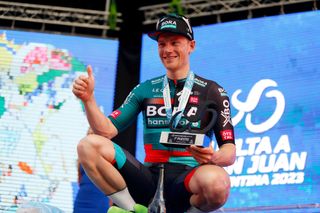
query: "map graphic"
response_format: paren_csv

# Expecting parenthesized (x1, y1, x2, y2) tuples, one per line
(0, 32, 90, 212)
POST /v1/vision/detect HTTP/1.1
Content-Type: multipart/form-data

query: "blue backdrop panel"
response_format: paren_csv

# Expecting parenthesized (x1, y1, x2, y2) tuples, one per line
(139, 11, 320, 209)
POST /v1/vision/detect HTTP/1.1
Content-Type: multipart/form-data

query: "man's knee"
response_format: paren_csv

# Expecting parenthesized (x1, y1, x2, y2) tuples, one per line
(77, 134, 96, 156)
(192, 165, 231, 210)
(208, 177, 230, 208)
(77, 134, 113, 163)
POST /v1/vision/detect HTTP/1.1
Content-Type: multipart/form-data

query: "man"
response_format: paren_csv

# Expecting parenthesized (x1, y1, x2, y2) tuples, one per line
(73, 128, 110, 213)
(72, 13, 236, 213)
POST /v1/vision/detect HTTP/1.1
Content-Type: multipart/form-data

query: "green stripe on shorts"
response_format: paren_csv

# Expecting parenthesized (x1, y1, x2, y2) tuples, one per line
(113, 143, 126, 169)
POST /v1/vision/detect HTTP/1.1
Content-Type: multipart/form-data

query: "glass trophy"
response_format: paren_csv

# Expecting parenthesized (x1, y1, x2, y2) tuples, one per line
(160, 101, 218, 147)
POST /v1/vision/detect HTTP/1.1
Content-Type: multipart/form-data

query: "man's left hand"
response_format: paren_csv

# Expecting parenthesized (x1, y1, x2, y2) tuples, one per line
(186, 142, 215, 165)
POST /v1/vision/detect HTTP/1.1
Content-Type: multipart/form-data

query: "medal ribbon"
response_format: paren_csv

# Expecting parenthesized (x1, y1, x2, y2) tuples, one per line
(162, 71, 195, 127)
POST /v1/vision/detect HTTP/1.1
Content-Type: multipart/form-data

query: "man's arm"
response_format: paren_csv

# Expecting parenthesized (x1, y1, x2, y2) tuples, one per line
(83, 97, 118, 139)
(72, 66, 118, 139)
(187, 143, 236, 167)
(187, 82, 236, 166)
(210, 143, 236, 166)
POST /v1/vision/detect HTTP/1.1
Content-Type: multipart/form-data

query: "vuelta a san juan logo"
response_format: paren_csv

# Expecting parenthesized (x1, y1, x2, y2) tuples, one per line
(227, 79, 307, 187)
(231, 79, 285, 133)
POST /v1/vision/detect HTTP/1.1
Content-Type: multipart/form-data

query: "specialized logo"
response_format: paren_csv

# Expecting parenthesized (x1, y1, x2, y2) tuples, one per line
(231, 79, 285, 133)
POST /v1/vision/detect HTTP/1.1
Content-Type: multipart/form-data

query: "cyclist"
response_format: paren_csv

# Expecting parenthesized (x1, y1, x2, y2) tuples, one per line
(72, 13, 236, 213)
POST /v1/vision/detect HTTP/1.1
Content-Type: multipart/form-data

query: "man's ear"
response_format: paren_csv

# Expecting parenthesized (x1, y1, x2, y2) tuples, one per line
(189, 40, 196, 54)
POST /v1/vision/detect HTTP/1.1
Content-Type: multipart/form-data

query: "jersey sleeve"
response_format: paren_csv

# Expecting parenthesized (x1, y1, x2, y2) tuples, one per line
(108, 84, 143, 132)
(207, 82, 235, 147)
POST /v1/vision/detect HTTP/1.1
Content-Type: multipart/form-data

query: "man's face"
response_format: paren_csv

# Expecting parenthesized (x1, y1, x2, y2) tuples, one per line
(157, 33, 195, 73)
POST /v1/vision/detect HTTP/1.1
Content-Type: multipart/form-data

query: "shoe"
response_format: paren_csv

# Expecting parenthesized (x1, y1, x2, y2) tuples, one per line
(107, 204, 148, 213)
(107, 206, 131, 213)
(133, 204, 148, 213)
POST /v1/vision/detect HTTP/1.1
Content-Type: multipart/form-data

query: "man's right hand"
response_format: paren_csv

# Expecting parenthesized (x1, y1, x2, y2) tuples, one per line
(72, 65, 95, 102)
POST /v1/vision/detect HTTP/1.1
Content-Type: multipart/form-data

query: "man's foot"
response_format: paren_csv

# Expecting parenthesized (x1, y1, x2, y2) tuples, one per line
(107, 206, 130, 213)
(133, 204, 148, 213)
(107, 206, 131, 213)
(107, 204, 148, 213)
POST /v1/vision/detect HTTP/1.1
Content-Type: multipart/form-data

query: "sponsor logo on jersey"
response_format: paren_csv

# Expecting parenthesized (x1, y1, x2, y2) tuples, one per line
(220, 129, 234, 141)
(152, 88, 163, 93)
(193, 91, 201, 96)
(221, 99, 233, 127)
(176, 91, 199, 104)
(151, 77, 164, 85)
(145, 98, 200, 128)
(160, 20, 177, 29)
(194, 77, 208, 87)
(189, 96, 199, 104)
(121, 84, 140, 108)
(218, 87, 228, 96)
(110, 110, 121, 119)
(147, 117, 200, 128)
(146, 105, 198, 118)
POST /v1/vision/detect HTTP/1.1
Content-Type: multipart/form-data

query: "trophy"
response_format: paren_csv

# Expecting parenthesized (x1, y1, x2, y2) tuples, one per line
(148, 164, 166, 213)
(160, 101, 218, 147)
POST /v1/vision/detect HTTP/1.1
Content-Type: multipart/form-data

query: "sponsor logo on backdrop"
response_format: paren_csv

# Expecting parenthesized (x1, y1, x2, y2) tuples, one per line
(226, 79, 307, 187)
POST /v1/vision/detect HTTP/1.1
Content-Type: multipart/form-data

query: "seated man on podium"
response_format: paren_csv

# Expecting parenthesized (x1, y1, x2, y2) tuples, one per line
(72, 13, 236, 213)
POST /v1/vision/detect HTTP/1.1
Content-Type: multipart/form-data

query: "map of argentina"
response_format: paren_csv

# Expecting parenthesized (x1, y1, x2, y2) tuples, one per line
(0, 32, 90, 212)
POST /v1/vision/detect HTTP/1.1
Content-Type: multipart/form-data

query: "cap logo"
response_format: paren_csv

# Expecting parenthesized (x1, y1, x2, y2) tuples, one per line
(160, 20, 177, 29)
(150, 14, 194, 41)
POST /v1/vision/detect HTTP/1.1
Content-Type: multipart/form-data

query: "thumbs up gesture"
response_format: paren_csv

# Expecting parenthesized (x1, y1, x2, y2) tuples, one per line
(72, 65, 95, 102)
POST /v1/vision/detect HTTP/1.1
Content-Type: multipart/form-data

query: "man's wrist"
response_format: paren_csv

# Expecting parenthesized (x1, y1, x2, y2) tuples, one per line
(210, 151, 221, 166)
(83, 95, 95, 104)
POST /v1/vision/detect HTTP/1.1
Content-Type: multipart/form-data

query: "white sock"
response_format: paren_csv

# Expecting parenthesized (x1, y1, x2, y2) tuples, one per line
(187, 206, 206, 213)
(108, 187, 136, 211)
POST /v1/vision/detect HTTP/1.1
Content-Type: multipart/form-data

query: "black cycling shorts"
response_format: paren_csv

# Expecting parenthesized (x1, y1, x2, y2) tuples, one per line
(114, 148, 196, 213)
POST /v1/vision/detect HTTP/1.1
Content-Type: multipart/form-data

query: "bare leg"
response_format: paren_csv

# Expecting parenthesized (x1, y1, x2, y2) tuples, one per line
(77, 134, 126, 194)
(188, 164, 231, 212)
